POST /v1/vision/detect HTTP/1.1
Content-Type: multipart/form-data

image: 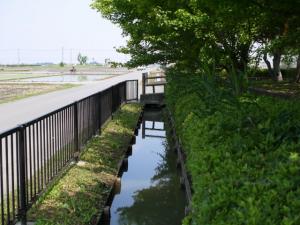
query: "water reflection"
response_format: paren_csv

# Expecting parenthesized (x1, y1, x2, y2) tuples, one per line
(15, 74, 112, 83)
(109, 108, 185, 225)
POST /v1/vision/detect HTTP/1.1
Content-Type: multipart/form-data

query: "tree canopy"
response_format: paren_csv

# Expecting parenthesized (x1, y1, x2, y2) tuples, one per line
(92, 0, 300, 79)
(77, 53, 88, 65)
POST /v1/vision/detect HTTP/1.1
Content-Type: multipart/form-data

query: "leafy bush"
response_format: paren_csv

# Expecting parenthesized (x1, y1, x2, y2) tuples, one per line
(166, 69, 300, 225)
(249, 68, 297, 80)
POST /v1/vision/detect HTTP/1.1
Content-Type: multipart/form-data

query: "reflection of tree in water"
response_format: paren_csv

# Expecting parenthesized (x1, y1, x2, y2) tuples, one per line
(117, 141, 185, 225)
(78, 75, 88, 82)
(152, 141, 177, 182)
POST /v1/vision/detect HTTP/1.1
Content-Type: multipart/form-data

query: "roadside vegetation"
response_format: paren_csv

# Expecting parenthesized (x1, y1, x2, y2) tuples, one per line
(27, 103, 141, 225)
(166, 69, 300, 224)
(94, 0, 300, 224)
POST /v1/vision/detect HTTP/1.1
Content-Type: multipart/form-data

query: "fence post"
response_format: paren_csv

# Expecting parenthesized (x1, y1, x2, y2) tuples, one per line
(111, 87, 114, 119)
(116, 84, 119, 108)
(18, 125, 27, 225)
(124, 81, 127, 103)
(99, 92, 102, 135)
(142, 73, 146, 95)
(136, 80, 139, 101)
(74, 102, 79, 161)
(118, 83, 121, 107)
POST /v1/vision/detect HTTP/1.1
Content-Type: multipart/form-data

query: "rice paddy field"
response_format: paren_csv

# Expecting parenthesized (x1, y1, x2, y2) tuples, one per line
(0, 64, 131, 104)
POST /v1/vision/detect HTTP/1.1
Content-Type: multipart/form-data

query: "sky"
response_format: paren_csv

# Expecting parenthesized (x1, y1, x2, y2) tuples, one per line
(0, 0, 128, 64)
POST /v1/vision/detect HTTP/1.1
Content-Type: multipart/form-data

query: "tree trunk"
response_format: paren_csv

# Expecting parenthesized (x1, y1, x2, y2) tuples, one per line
(238, 44, 250, 73)
(263, 53, 274, 77)
(296, 54, 300, 83)
(273, 51, 283, 81)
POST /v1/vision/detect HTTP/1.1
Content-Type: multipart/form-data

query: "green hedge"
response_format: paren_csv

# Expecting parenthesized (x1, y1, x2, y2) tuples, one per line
(249, 68, 297, 80)
(166, 70, 300, 225)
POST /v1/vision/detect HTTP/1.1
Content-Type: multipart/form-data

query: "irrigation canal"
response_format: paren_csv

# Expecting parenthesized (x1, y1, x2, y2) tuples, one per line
(107, 107, 186, 225)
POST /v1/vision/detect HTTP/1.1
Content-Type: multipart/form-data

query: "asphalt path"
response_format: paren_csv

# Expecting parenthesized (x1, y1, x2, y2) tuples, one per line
(0, 70, 143, 134)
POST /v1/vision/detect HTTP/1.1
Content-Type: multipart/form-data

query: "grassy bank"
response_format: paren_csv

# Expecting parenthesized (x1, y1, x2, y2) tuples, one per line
(166, 69, 300, 225)
(28, 103, 141, 225)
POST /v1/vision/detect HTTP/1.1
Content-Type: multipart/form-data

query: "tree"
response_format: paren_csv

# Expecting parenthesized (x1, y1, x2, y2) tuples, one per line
(93, 1, 254, 73)
(77, 53, 88, 65)
(228, 0, 300, 81)
(92, 0, 300, 80)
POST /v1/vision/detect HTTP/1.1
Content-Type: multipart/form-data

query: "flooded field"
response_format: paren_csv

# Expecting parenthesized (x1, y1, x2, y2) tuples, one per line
(13, 74, 113, 83)
(0, 66, 130, 103)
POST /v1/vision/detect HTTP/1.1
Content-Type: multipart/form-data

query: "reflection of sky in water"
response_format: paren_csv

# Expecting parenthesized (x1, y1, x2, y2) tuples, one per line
(145, 121, 164, 130)
(109, 116, 185, 225)
(144, 121, 166, 138)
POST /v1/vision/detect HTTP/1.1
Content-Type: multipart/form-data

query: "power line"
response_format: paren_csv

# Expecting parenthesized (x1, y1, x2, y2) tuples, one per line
(0, 48, 130, 64)
(61, 47, 64, 63)
(0, 48, 120, 52)
(17, 49, 20, 65)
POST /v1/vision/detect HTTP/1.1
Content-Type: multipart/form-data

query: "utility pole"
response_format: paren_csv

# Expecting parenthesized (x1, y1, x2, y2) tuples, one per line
(70, 48, 73, 64)
(61, 47, 64, 64)
(17, 49, 20, 65)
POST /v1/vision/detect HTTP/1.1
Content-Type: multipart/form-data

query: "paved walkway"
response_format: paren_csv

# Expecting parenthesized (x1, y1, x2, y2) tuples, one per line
(0, 70, 143, 133)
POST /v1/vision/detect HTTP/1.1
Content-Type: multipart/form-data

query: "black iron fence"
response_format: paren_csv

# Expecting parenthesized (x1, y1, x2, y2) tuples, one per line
(0, 80, 139, 225)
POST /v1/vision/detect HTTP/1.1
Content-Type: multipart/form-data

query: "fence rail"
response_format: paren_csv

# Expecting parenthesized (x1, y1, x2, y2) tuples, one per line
(0, 80, 138, 225)
(142, 72, 166, 95)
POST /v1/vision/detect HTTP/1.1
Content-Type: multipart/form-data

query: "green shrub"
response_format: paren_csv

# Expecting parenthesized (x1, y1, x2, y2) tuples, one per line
(166, 69, 300, 225)
(249, 68, 297, 80)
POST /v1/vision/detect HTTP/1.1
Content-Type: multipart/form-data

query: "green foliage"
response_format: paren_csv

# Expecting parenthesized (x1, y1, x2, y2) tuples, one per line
(249, 68, 298, 80)
(166, 69, 300, 225)
(110, 61, 123, 68)
(93, 0, 299, 76)
(92, 0, 255, 71)
(77, 53, 88, 65)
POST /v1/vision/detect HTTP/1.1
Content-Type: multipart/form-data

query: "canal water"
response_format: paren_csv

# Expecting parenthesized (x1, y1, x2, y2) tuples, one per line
(109, 108, 186, 225)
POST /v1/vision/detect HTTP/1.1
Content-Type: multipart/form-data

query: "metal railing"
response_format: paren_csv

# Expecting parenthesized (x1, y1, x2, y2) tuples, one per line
(0, 80, 139, 225)
(142, 72, 166, 95)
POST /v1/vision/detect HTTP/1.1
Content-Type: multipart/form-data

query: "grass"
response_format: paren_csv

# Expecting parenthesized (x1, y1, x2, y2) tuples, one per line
(250, 80, 300, 98)
(27, 103, 142, 225)
(0, 83, 78, 104)
(248, 67, 300, 97)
